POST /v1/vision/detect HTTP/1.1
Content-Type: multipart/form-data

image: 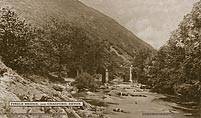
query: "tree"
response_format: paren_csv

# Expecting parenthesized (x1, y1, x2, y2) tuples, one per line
(145, 1, 201, 101)
(132, 49, 152, 84)
(70, 27, 109, 76)
(38, 18, 110, 80)
(0, 8, 35, 72)
(39, 19, 74, 80)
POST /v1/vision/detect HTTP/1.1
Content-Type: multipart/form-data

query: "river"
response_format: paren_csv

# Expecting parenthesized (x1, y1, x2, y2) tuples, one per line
(83, 83, 200, 118)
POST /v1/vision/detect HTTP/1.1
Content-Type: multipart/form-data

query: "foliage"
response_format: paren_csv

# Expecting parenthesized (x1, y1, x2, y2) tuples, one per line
(38, 18, 109, 78)
(34, 19, 74, 78)
(131, 49, 152, 84)
(0, 8, 36, 72)
(75, 73, 100, 92)
(144, 2, 201, 102)
(0, 8, 111, 80)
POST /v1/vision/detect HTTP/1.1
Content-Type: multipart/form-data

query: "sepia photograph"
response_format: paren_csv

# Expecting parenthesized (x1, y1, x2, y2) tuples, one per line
(0, 0, 200, 118)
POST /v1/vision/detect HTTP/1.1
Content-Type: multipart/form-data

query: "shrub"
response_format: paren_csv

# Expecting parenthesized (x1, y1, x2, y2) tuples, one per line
(175, 82, 201, 102)
(75, 73, 100, 92)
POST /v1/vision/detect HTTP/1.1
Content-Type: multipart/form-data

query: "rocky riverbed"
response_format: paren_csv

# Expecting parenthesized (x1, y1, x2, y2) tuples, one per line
(75, 83, 200, 118)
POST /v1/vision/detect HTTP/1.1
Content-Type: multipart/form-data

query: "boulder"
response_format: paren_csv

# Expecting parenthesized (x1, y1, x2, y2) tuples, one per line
(39, 95, 52, 102)
(53, 84, 65, 92)
(71, 91, 77, 95)
(130, 94, 147, 97)
(140, 85, 151, 89)
(113, 108, 124, 112)
(32, 94, 47, 101)
(107, 90, 120, 96)
(86, 91, 95, 96)
(0, 68, 7, 77)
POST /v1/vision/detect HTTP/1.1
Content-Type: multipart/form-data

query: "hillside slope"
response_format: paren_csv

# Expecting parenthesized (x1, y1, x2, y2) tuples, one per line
(0, 60, 105, 118)
(0, 0, 154, 61)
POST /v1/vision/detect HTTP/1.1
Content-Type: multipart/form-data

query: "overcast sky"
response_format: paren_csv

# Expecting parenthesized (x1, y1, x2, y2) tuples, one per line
(80, 0, 198, 49)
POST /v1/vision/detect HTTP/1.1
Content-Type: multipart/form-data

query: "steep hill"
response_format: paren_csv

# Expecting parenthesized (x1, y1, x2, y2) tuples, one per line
(0, 0, 155, 63)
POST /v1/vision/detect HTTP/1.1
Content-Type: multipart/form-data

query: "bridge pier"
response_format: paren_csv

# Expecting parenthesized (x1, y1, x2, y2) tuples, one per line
(129, 65, 133, 83)
(105, 68, 109, 83)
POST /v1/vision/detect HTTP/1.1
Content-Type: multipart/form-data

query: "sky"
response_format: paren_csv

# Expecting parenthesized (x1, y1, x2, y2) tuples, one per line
(80, 0, 198, 49)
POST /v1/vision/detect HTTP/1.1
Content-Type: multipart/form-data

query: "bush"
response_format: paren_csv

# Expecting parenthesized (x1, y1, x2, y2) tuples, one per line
(175, 82, 201, 102)
(75, 73, 100, 92)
